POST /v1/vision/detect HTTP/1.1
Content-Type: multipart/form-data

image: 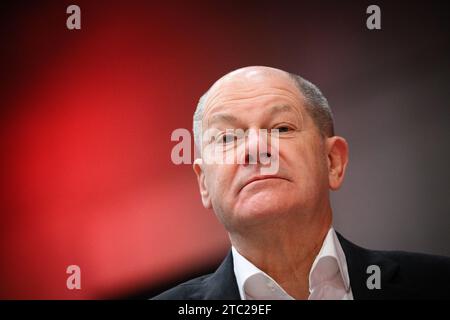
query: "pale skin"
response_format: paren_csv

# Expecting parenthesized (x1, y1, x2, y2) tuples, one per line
(193, 66, 349, 299)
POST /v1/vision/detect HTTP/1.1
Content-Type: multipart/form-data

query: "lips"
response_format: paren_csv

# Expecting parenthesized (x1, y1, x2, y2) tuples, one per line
(238, 175, 288, 193)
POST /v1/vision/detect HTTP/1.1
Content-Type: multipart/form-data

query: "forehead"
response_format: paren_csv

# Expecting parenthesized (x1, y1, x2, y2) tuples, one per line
(203, 70, 305, 119)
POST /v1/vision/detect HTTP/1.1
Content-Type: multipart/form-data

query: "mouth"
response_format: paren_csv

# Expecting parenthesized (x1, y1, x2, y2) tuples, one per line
(239, 176, 289, 193)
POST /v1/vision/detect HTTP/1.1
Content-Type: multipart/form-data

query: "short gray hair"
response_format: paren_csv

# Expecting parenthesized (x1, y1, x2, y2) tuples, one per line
(288, 73, 334, 137)
(193, 72, 334, 150)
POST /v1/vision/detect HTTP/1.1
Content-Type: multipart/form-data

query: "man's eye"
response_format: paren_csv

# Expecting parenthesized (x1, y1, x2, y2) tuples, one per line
(221, 134, 235, 144)
(274, 126, 291, 133)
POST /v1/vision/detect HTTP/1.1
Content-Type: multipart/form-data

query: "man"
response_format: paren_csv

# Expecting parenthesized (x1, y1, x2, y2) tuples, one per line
(154, 66, 450, 300)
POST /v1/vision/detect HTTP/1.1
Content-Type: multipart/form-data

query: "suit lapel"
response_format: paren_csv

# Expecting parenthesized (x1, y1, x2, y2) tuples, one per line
(203, 250, 241, 300)
(337, 232, 402, 299)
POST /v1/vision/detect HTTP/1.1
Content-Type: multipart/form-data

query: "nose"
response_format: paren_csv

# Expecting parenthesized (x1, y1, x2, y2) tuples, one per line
(243, 129, 272, 165)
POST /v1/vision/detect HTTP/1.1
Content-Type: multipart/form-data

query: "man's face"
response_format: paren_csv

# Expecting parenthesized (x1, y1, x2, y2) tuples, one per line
(194, 68, 332, 232)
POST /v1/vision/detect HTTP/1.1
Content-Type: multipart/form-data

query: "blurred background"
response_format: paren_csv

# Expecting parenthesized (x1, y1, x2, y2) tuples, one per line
(0, 0, 449, 299)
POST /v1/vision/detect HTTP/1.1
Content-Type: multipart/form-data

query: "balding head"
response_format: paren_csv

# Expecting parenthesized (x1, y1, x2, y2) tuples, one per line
(207, 66, 292, 95)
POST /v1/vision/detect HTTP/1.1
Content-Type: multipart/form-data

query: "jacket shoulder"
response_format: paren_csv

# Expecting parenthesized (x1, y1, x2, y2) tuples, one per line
(378, 249, 450, 278)
(151, 273, 214, 300)
(151, 251, 240, 300)
(337, 233, 450, 299)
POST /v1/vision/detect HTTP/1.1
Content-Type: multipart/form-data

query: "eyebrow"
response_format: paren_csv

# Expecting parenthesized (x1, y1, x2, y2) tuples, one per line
(208, 113, 239, 126)
(269, 104, 297, 115)
(207, 104, 297, 126)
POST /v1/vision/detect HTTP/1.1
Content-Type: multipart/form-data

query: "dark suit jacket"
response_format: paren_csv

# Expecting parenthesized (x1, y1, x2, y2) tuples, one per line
(153, 233, 450, 299)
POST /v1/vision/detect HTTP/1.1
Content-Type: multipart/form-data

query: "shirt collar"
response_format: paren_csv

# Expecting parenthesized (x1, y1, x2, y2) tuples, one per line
(231, 246, 293, 300)
(231, 227, 351, 299)
(308, 227, 351, 292)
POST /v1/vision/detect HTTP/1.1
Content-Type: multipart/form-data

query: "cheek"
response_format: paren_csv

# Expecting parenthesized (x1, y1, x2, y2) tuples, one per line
(206, 165, 236, 202)
(285, 142, 328, 185)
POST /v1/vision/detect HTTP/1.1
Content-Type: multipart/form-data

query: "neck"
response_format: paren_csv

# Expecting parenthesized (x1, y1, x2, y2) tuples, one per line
(229, 207, 332, 299)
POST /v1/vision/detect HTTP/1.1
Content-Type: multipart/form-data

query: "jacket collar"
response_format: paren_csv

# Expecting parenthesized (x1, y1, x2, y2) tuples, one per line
(336, 232, 400, 299)
(203, 250, 241, 300)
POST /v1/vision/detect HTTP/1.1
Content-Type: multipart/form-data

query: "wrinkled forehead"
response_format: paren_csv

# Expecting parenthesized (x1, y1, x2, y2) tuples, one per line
(203, 69, 304, 116)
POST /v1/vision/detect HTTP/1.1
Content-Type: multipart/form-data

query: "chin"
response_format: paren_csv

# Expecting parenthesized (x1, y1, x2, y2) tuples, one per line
(234, 191, 295, 222)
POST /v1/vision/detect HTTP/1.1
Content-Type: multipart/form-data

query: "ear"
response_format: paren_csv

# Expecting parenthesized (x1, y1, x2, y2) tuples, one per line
(193, 158, 212, 209)
(325, 136, 349, 190)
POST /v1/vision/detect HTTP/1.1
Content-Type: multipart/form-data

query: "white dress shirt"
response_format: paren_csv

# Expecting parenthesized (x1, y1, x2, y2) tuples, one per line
(231, 227, 353, 300)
